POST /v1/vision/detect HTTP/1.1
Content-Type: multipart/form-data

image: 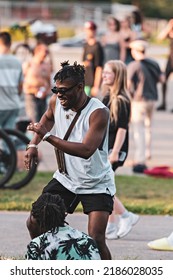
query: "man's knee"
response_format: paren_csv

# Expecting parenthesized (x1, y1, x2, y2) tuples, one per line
(89, 230, 105, 248)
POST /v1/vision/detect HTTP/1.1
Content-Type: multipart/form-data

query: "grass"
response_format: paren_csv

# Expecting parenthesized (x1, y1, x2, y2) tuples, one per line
(0, 172, 173, 214)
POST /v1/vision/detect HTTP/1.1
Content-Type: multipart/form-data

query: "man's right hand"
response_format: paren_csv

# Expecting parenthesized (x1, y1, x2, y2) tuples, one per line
(25, 147, 38, 170)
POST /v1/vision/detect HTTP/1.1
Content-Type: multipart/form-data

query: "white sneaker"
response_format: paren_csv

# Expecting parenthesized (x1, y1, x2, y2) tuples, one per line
(105, 223, 118, 240)
(117, 212, 139, 238)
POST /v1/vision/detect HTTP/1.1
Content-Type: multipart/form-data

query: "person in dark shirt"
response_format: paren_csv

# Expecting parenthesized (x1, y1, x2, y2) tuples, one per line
(82, 21, 104, 97)
(127, 40, 165, 172)
(102, 60, 139, 239)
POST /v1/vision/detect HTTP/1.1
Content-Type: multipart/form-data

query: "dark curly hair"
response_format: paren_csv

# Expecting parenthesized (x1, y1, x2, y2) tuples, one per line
(54, 60, 85, 84)
(0, 31, 11, 47)
(31, 193, 67, 234)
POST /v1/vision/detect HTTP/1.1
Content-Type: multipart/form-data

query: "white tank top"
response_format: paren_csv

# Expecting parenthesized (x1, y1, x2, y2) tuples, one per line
(53, 97, 115, 196)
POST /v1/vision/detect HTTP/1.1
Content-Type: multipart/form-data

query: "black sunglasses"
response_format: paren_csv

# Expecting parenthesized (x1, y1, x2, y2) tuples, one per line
(51, 83, 78, 95)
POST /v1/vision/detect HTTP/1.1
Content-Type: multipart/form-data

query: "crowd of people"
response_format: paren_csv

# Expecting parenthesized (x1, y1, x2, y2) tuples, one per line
(0, 12, 173, 260)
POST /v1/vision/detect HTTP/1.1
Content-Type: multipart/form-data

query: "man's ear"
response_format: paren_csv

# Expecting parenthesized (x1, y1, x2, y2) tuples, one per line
(78, 83, 84, 91)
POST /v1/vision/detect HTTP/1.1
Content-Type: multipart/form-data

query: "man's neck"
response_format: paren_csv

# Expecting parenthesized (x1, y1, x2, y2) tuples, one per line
(0, 46, 11, 54)
(72, 94, 89, 112)
(87, 37, 96, 46)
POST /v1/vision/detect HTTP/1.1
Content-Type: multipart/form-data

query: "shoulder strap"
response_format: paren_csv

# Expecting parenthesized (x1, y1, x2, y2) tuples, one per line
(63, 96, 90, 141)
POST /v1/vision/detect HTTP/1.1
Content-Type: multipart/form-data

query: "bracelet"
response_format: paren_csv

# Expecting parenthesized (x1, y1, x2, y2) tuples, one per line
(26, 144, 38, 151)
(42, 132, 52, 141)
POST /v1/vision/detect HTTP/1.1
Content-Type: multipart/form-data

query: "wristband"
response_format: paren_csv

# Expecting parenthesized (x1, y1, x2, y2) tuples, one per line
(26, 144, 38, 150)
(42, 132, 52, 141)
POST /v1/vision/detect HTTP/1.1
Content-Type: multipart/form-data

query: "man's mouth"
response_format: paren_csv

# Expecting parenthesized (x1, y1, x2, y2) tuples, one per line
(59, 98, 68, 106)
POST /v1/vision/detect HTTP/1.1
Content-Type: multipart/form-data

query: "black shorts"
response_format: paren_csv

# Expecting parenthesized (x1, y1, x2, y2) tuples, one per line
(42, 178, 113, 215)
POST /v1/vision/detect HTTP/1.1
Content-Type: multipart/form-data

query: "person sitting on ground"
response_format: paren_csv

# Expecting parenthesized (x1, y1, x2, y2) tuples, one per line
(148, 231, 173, 251)
(26, 193, 101, 260)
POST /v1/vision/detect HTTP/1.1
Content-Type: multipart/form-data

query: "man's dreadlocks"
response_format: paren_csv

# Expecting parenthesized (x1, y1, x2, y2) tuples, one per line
(31, 193, 67, 234)
(54, 61, 85, 84)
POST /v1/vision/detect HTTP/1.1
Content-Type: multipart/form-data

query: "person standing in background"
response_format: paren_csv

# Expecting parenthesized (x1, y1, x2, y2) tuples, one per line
(157, 19, 173, 112)
(101, 16, 126, 63)
(127, 40, 165, 173)
(0, 32, 23, 129)
(23, 43, 52, 122)
(102, 60, 139, 239)
(120, 16, 137, 65)
(82, 21, 104, 97)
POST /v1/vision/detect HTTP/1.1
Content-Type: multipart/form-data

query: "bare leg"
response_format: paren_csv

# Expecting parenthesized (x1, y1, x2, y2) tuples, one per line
(108, 196, 126, 223)
(157, 82, 167, 110)
(88, 211, 111, 260)
(145, 101, 154, 160)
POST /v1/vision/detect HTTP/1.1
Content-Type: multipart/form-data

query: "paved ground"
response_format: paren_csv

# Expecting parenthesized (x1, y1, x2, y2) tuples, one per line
(0, 44, 173, 260)
(0, 211, 173, 260)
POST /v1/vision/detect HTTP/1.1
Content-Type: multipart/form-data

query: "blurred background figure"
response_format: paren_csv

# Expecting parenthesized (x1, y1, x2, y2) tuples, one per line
(82, 21, 104, 97)
(13, 43, 33, 65)
(101, 15, 125, 63)
(102, 60, 139, 239)
(131, 10, 143, 39)
(13, 43, 33, 131)
(127, 40, 165, 173)
(0, 31, 23, 130)
(23, 43, 52, 123)
(130, 10, 151, 40)
(120, 16, 137, 65)
(157, 19, 173, 112)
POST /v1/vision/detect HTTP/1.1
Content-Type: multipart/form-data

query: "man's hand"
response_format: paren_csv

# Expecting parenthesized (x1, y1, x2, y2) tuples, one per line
(25, 147, 38, 170)
(27, 122, 48, 138)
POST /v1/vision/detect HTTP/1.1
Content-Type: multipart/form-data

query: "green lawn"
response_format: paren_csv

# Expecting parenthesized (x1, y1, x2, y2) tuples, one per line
(0, 172, 173, 214)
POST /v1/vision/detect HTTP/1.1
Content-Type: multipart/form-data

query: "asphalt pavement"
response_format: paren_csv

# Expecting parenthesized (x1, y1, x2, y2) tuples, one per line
(0, 211, 173, 260)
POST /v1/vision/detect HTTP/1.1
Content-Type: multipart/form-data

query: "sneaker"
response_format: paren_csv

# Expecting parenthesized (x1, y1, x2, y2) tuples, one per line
(133, 164, 147, 173)
(148, 238, 173, 251)
(105, 223, 118, 240)
(157, 104, 166, 111)
(117, 212, 139, 238)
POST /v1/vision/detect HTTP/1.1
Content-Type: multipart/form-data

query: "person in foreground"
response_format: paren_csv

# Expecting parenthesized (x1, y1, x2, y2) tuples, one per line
(102, 60, 139, 239)
(25, 61, 115, 260)
(148, 232, 173, 251)
(26, 193, 101, 260)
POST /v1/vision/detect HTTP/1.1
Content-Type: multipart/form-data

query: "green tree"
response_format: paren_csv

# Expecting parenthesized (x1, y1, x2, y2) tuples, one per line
(112, 0, 173, 19)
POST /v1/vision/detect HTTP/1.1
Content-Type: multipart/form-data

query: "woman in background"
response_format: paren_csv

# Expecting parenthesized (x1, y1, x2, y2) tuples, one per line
(101, 16, 126, 63)
(120, 16, 136, 65)
(102, 60, 139, 239)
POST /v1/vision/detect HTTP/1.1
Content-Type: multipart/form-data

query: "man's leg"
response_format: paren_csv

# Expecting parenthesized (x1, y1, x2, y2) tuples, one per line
(88, 211, 111, 260)
(145, 101, 155, 160)
(131, 101, 146, 165)
(157, 59, 172, 111)
(0, 109, 19, 129)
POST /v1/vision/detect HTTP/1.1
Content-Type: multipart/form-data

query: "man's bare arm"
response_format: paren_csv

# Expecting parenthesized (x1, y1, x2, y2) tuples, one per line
(29, 94, 56, 145)
(30, 107, 109, 159)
